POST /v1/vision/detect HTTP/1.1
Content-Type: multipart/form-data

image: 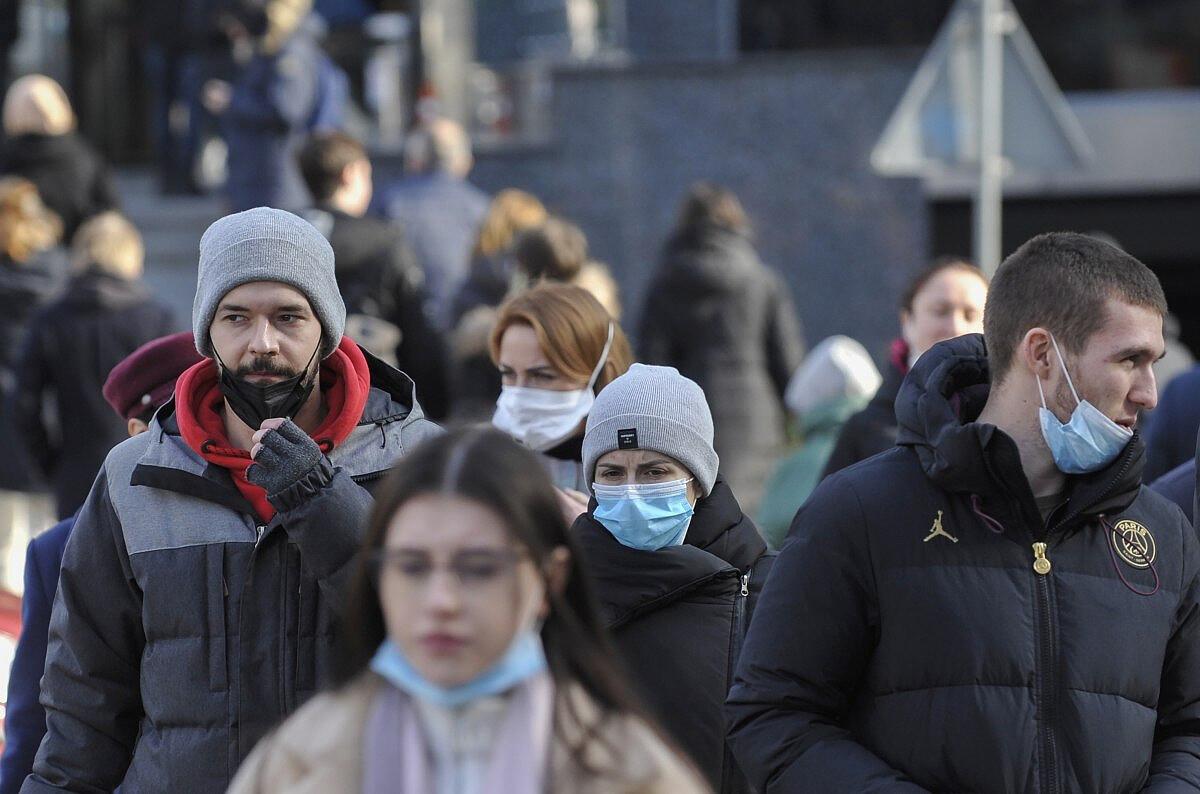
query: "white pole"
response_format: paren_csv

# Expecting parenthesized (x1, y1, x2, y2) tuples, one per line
(975, 0, 1004, 275)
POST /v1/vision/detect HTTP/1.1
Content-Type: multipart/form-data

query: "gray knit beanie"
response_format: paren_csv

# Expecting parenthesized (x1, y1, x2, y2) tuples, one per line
(192, 207, 345, 359)
(583, 363, 720, 496)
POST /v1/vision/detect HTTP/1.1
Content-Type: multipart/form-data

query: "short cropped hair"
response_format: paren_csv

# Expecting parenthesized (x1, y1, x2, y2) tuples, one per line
(900, 256, 987, 313)
(984, 232, 1167, 384)
(297, 132, 367, 202)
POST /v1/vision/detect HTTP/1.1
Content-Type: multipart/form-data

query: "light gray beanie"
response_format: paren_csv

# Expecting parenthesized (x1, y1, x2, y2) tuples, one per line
(583, 363, 720, 496)
(192, 207, 345, 359)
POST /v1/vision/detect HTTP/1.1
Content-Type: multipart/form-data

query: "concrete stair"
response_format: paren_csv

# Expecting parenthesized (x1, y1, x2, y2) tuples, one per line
(113, 168, 224, 323)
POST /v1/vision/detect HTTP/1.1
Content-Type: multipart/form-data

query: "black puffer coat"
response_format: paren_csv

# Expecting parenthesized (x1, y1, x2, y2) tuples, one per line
(820, 348, 906, 479)
(12, 271, 175, 517)
(0, 133, 118, 240)
(0, 248, 67, 491)
(575, 477, 774, 793)
(639, 227, 805, 513)
(728, 334, 1200, 793)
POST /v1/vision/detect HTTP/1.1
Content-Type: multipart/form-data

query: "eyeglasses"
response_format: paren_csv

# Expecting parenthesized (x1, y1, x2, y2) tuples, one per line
(369, 548, 527, 593)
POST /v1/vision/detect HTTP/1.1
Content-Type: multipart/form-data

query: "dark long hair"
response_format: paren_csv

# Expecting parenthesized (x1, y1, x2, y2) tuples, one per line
(337, 427, 648, 765)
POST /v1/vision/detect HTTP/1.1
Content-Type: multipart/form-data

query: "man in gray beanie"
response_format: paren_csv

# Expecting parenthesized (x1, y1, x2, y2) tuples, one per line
(571, 362, 773, 794)
(23, 208, 442, 794)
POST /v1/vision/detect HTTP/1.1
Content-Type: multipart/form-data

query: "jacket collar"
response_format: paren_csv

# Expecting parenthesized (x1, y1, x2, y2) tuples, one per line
(132, 344, 430, 507)
(576, 477, 766, 628)
(894, 333, 1144, 528)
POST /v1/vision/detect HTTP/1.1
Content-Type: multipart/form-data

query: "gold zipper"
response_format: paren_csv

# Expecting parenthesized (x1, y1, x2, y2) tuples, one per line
(1032, 542, 1051, 575)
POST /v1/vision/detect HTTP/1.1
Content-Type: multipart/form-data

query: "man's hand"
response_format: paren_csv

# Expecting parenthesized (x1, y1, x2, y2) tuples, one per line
(557, 487, 590, 528)
(246, 418, 325, 498)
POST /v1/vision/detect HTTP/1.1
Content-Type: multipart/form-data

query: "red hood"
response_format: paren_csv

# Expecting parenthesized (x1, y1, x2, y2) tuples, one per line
(174, 337, 371, 522)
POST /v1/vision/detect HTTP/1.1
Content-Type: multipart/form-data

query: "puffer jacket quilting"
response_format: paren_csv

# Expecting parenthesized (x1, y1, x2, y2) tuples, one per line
(728, 334, 1200, 793)
(23, 352, 442, 793)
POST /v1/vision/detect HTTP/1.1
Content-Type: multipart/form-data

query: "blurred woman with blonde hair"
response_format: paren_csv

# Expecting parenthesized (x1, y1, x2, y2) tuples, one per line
(0, 176, 66, 492)
(12, 210, 174, 518)
(451, 189, 548, 327)
(0, 75, 117, 239)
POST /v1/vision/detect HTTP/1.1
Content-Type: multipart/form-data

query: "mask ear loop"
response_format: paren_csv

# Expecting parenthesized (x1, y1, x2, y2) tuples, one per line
(585, 322, 615, 394)
(566, 322, 616, 413)
(208, 335, 321, 384)
(1047, 334, 1082, 408)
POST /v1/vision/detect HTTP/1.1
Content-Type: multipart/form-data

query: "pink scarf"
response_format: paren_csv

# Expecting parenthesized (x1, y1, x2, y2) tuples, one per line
(363, 672, 555, 794)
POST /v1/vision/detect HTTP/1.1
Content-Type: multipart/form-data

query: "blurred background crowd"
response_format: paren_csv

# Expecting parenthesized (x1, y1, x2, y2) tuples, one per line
(0, 0, 1198, 753)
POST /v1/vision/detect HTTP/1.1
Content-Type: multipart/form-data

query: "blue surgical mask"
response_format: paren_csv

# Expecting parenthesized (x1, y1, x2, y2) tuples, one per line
(370, 628, 547, 708)
(592, 477, 695, 551)
(1037, 334, 1133, 474)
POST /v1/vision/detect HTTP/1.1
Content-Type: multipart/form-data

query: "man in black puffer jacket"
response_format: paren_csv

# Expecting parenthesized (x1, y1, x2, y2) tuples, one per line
(728, 232, 1200, 793)
(574, 363, 774, 794)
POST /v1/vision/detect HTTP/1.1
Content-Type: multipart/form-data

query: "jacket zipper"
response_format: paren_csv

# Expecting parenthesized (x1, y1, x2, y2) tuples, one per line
(351, 469, 387, 485)
(1032, 541, 1058, 794)
(1033, 448, 1133, 794)
(985, 443, 1134, 794)
(721, 569, 753, 793)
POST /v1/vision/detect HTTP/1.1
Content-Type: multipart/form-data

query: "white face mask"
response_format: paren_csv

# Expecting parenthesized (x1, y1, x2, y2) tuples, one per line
(492, 323, 614, 452)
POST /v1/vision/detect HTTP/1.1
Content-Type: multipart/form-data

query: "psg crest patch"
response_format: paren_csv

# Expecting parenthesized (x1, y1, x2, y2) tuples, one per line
(1110, 519, 1156, 569)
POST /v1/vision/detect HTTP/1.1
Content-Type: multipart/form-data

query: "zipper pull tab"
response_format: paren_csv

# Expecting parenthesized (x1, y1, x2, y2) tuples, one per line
(1032, 542, 1052, 575)
(740, 572, 750, 597)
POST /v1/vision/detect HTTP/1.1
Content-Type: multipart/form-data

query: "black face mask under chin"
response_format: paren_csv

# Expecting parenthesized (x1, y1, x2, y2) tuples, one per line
(213, 345, 320, 429)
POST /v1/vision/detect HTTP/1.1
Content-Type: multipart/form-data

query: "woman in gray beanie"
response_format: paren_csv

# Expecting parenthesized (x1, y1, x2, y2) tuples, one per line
(572, 362, 774, 794)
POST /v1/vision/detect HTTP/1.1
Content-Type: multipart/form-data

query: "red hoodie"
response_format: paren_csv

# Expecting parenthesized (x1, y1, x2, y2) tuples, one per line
(175, 337, 371, 523)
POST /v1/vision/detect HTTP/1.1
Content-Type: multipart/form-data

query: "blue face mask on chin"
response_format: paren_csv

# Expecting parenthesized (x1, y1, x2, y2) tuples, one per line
(592, 477, 695, 551)
(370, 627, 547, 708)
(1037, 334, 1133, 475)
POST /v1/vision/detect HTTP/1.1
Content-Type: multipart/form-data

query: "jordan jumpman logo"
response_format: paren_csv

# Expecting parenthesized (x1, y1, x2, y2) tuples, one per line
(923, 510, 958, 543)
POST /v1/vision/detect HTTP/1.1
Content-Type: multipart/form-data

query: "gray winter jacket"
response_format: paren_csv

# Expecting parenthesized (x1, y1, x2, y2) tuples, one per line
(20, 351, 442, 793)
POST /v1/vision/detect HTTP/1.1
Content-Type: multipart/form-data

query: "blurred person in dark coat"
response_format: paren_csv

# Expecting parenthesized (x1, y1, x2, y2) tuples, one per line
(0, 332, 201, 794)
(512, 216, 622, 319)
(136, 0, 227, 195)
(384, 117, 489, 329)
(821, 256, 989, 479)
(639, 183, 805, 514)
(449, 188, 547, 328)
(0, 2, 17, 90)
(0, 177, 67, 494)
(13, 212, 175, 518)
(1151, 458, 1195, 526)
(298, 131, 449, 419)
(1143, 364, 1200, 483)
(0, 75, 118, 240)
(445, 190, 548, 422)
(203, 0, 346, 212)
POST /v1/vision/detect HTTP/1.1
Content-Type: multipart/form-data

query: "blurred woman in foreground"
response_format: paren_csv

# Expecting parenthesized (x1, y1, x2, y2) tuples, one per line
(228, 428, 707, 793)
